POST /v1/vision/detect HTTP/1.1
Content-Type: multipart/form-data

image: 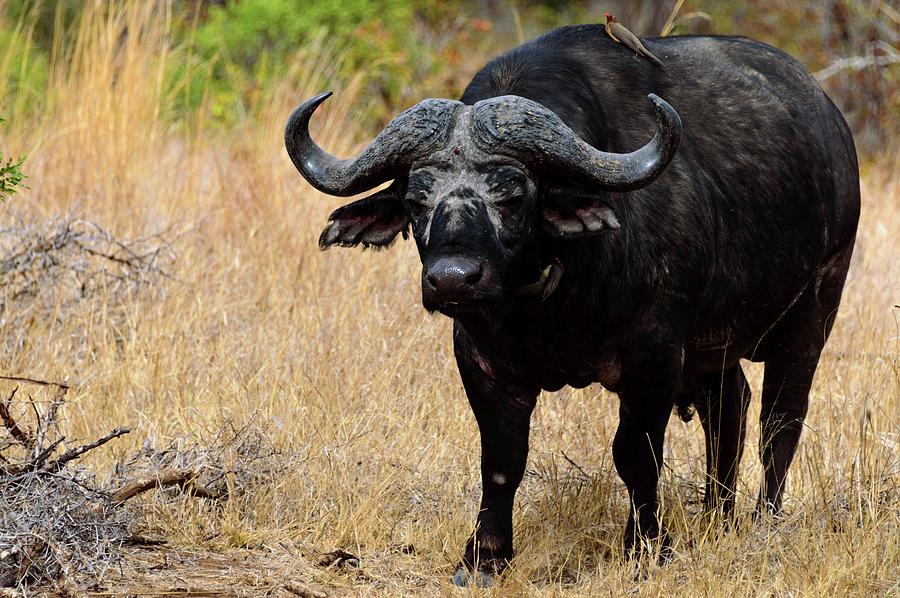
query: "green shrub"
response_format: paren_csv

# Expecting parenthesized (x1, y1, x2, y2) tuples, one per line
(0, 118, 27, 202)
(196, 0, 412, 67)
(191, 0, 417, 121)
(0, 11, 50, 117)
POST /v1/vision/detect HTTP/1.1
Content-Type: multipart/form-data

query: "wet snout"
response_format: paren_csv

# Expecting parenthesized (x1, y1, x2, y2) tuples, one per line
(422, 256, 484, 304)
(422, 255, 489, 308)
(426, 256, 482, 291)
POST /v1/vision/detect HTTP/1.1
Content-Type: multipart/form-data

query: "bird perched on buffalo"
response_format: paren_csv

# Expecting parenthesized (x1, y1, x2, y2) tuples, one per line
(605, 12, 663, 67)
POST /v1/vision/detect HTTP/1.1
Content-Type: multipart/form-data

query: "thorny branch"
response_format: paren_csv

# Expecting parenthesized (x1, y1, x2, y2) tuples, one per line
(0, 376, 69, 389)
(0, 389, 31, 450)
(0, 217, 178, 332)
(1, 380, 134, 590)
(1, 377, 296, 591)
(45, 428, 131, 474)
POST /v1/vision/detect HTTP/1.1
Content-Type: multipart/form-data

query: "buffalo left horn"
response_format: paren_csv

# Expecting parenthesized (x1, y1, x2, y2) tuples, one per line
(471, 93, 682, 192)
(285, 91, 462, 197)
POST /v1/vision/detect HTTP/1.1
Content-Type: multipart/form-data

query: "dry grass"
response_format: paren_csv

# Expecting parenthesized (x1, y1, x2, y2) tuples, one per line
(1, 5, 898, 596)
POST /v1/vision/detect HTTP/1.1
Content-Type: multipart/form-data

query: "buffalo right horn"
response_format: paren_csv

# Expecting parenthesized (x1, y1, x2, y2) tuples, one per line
(472, 93, 682, 192)
(285, 92, 462, 197)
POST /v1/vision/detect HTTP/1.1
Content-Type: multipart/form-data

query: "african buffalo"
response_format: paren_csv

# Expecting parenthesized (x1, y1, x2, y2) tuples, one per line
(284, 24, 860, 586)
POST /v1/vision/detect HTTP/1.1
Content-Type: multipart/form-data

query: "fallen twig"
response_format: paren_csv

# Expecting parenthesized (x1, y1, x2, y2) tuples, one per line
(20, 437, 65, 474)
(108, 469, 224, 507)
(0, 375, 69, 390)
(0, 388, 32, 450)
(1, 377, 134, 590)
(113, 414, 299, 505)
(34, 386, 67, 455)
(45, 428, 131, 473)
(284, 582, 327, 598)
(109, 470, 194, 505)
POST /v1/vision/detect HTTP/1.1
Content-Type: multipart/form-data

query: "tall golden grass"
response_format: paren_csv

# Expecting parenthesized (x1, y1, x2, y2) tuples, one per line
(1, 4, 897, 595)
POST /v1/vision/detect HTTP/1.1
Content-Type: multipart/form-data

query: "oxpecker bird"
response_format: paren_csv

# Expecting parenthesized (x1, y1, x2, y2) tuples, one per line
(605, 12, 663, 67)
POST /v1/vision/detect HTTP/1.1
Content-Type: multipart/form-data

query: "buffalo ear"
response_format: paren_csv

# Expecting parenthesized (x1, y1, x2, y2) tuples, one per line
(541, 186, 621, 239)
(319, 183, 409, 249)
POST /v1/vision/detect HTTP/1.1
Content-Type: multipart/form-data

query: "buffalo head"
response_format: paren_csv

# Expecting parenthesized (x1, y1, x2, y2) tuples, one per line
(285, 92, 681, 317)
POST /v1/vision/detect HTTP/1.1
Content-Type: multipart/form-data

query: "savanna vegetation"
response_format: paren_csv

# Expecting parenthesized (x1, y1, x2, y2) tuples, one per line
(0, 1, 897, 595)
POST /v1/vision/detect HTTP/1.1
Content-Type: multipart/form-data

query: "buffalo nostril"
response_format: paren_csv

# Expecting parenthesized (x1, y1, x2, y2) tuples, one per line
(465, 264, 483, 284)
(426, 257, 484, 291)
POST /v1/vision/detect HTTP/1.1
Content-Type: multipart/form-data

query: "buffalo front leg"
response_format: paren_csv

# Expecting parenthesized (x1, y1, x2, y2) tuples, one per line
(452, 326, 538, 587)
(613, 348, 680, 558)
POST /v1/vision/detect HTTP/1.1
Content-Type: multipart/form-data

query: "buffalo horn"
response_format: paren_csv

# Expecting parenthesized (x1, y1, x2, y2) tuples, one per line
(285, 92, 461, 197)
(472, 93, 682, 191)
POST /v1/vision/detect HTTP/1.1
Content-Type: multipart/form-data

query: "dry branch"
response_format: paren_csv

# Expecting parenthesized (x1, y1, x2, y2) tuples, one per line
(113, 415, 299, 507)
(815, 41, 900, 81)
(284, 582, 327, 598)
(0, 381, 133, 478)
(108, 469, 224, 507)
(0, 218, 177, 361)
(1, 379, 134, 590)
(45, 428, 131, 473)
(2, 379, 291, 591)
(0, 389, 31, 450)
(34, 387, 66, 456)
(20, 438, 65, 474)
(109, 469, 194, 505)
(0, 376, 69, 390)
(815, 53, 900, 80)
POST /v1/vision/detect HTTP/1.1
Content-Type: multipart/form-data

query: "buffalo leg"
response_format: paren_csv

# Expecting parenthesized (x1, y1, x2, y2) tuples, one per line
(757, 244, 853, 514)
(693, 365, 750, 517)
(452, 326, 538, 586)
(758, 359, 814, 514)
(613, 349, 681, 556)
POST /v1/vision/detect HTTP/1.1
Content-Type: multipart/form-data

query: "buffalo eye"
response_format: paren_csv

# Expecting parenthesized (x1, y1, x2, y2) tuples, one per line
(405, 173, 434, 220)
(404, 194, 429, 220)
(492, 181, 528, 215)
(487, 166, 529, 214)
(495, 190, 526, 211)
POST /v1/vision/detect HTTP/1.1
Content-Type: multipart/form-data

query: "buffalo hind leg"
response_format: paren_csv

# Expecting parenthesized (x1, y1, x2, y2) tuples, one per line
(757, 244, 853, 514)
(758, 359, 814, 514)
(693, 365, 751, 518)
(452, 325, 538, 587)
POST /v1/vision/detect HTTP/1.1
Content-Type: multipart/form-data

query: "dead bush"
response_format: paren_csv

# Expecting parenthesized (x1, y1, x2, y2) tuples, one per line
(0, 216, 174, 320)
(0, 379, 133, 590)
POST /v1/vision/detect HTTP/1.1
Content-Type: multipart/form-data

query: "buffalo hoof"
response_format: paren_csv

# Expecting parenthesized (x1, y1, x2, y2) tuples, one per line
(752, 500, 786, 522)
(452, 565, 497, 588)
(625, 528, 673, 564)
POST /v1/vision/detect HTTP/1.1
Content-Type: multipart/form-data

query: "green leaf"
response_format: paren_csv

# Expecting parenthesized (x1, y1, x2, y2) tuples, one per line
(0, 116, 28, 203)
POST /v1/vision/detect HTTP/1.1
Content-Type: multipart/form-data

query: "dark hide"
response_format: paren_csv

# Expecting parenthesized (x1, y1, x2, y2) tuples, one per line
(445, 26, 859, 583)
(291, 25, 860, 586)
